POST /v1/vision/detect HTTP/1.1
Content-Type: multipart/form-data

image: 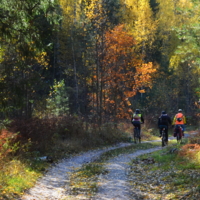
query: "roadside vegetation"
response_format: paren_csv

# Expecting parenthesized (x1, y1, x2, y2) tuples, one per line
(0, 117, 199, 199)
(128, 131, 200, 199)
(0, 117, 132, 199)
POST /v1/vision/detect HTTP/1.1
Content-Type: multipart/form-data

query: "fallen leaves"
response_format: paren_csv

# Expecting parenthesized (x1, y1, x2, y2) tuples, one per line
(128, 155, 200, 199)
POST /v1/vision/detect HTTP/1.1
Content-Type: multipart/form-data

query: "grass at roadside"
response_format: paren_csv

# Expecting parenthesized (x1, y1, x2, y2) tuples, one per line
(0, 158, 49, 200)
(0, 119, 131, 199)
(128, 142, 200, 199)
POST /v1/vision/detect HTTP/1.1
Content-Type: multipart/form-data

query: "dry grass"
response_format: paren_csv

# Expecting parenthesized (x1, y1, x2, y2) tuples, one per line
(178, 143, 200, 166)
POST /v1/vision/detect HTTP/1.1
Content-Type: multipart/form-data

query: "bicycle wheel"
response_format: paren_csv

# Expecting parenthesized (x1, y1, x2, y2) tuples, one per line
(177, 131, 182, 144)
(134, 128, 140, 144)
(161, 129, 167, 147)
(176, 126, 182, 144)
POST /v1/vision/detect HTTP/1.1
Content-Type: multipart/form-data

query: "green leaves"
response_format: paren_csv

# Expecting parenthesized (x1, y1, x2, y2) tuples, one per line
(0, 0, 60, 50)
(46, 80, 69, 116)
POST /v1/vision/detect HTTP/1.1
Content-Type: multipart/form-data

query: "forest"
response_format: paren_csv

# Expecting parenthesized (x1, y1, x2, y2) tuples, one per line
(0, 0, 200, 199)
(1, 0, 199, 123)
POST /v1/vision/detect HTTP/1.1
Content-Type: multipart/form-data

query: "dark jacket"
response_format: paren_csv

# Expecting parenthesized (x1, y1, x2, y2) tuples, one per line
(158, 114, 171, 127)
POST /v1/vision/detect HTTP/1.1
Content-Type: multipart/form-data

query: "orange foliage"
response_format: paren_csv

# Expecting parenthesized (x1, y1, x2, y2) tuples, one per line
(0, 129, 14, 159)
(178, 144, 200, 160)
(89, 24, 156, 120)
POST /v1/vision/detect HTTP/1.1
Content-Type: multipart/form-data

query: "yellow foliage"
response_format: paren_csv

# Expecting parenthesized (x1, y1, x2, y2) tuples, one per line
(59, 0, 85, 27)
(0, 47, 5, 63)
(34, 52, 49, 68)
(157, 0, 195, 30)
(122, 0, 157, 46)
(169, 55, 181, 69)
(85, 0, 108, 29)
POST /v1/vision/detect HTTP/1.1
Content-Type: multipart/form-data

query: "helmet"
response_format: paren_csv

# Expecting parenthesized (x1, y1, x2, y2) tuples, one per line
(135, 109, 140, 114)
(161, 111, 166, 114)
(178, 109, 182, 112)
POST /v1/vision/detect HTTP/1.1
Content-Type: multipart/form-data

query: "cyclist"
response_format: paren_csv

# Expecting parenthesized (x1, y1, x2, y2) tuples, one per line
(158, 111, 172, 145)
(172, 109, 186, 136)
(131, 109, 144, 140)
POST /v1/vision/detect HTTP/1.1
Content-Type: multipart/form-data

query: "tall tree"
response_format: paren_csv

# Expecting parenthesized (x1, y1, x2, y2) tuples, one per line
(89, 25, 156, 124)
(0, 0, 60, 117)
(143, 0, 200, 117)
(85, 0, 123, 125)
(121, 0, 157, 59)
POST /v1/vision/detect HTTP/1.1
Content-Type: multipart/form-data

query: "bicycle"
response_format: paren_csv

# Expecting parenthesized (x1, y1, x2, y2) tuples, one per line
(175, 125, 183, 144)
(161, 127, 167, 147)
(133, 126, 141, 144)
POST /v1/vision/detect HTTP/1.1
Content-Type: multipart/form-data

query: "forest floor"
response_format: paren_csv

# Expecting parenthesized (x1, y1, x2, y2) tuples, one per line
(19, 132, 199, 200)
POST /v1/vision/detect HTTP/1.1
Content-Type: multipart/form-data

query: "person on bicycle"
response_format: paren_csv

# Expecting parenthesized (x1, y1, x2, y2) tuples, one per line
(131, 109, 144, 139)
(158, 111, 172, 144)
(172, 109, 186, 136)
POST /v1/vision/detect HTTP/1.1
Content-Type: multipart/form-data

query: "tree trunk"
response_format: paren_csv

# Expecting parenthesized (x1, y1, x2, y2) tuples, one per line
(71, 32, 79, 113)
(96, 37, 100, 126)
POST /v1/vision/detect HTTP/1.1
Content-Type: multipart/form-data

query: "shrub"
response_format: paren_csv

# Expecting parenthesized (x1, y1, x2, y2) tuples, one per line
(0, 129, 19, 162)
(178, 143, 200, 166)
(98, 122, 129, 144)
(188, 130, 200, 144)
(8, 116, 85, 154)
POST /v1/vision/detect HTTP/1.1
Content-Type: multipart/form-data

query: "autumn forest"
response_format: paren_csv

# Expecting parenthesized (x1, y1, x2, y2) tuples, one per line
(1, 1, 200, 198)
(1, 0, 200, 125)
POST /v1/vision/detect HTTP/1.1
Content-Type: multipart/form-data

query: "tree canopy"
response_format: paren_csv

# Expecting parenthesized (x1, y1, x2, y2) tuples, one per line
(0, 0, 199, 125)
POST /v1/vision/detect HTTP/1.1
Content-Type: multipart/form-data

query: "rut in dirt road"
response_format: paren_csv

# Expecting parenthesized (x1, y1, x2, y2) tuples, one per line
(19, 143, 132, 200)
(94, 147, 163, 200)
(94, 135, 189, 199)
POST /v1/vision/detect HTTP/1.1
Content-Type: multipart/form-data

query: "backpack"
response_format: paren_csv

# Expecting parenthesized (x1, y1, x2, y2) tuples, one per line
(177, 118, 182, 122)
(132, 113, 141, 121)
(133, 114, 140, 119)
(176, 113, 183, 122)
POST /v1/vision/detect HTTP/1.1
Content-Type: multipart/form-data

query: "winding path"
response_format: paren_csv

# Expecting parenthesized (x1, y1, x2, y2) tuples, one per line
(20, 143, 132, 200)
(20, 134, 191, 200)
(94, 147, 163, 200)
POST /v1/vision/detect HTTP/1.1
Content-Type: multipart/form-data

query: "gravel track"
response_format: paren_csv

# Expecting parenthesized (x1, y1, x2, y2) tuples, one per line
(94, 146, 163, 200)
(20, 135, 189, 200)
(19, 143, 132, 200)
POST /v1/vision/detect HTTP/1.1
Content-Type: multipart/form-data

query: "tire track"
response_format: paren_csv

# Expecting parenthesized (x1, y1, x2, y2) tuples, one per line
(94, 147, 163, 200)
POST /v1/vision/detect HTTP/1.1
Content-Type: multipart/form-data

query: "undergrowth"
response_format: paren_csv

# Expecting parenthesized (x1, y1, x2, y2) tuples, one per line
(0, 159, 44, 200)
(0, 117, 130, 199)
(129, 136, 200, 199)
(0, 116, 199, 199)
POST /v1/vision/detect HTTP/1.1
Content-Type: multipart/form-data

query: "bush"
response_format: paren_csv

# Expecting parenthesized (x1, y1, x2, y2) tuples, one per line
(9, 116, 85, 154)
(178, 143, 200, 166)
(188, 130, 200, 144)
(98, 122, 129, 144)
(0, 129, 19, 163)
